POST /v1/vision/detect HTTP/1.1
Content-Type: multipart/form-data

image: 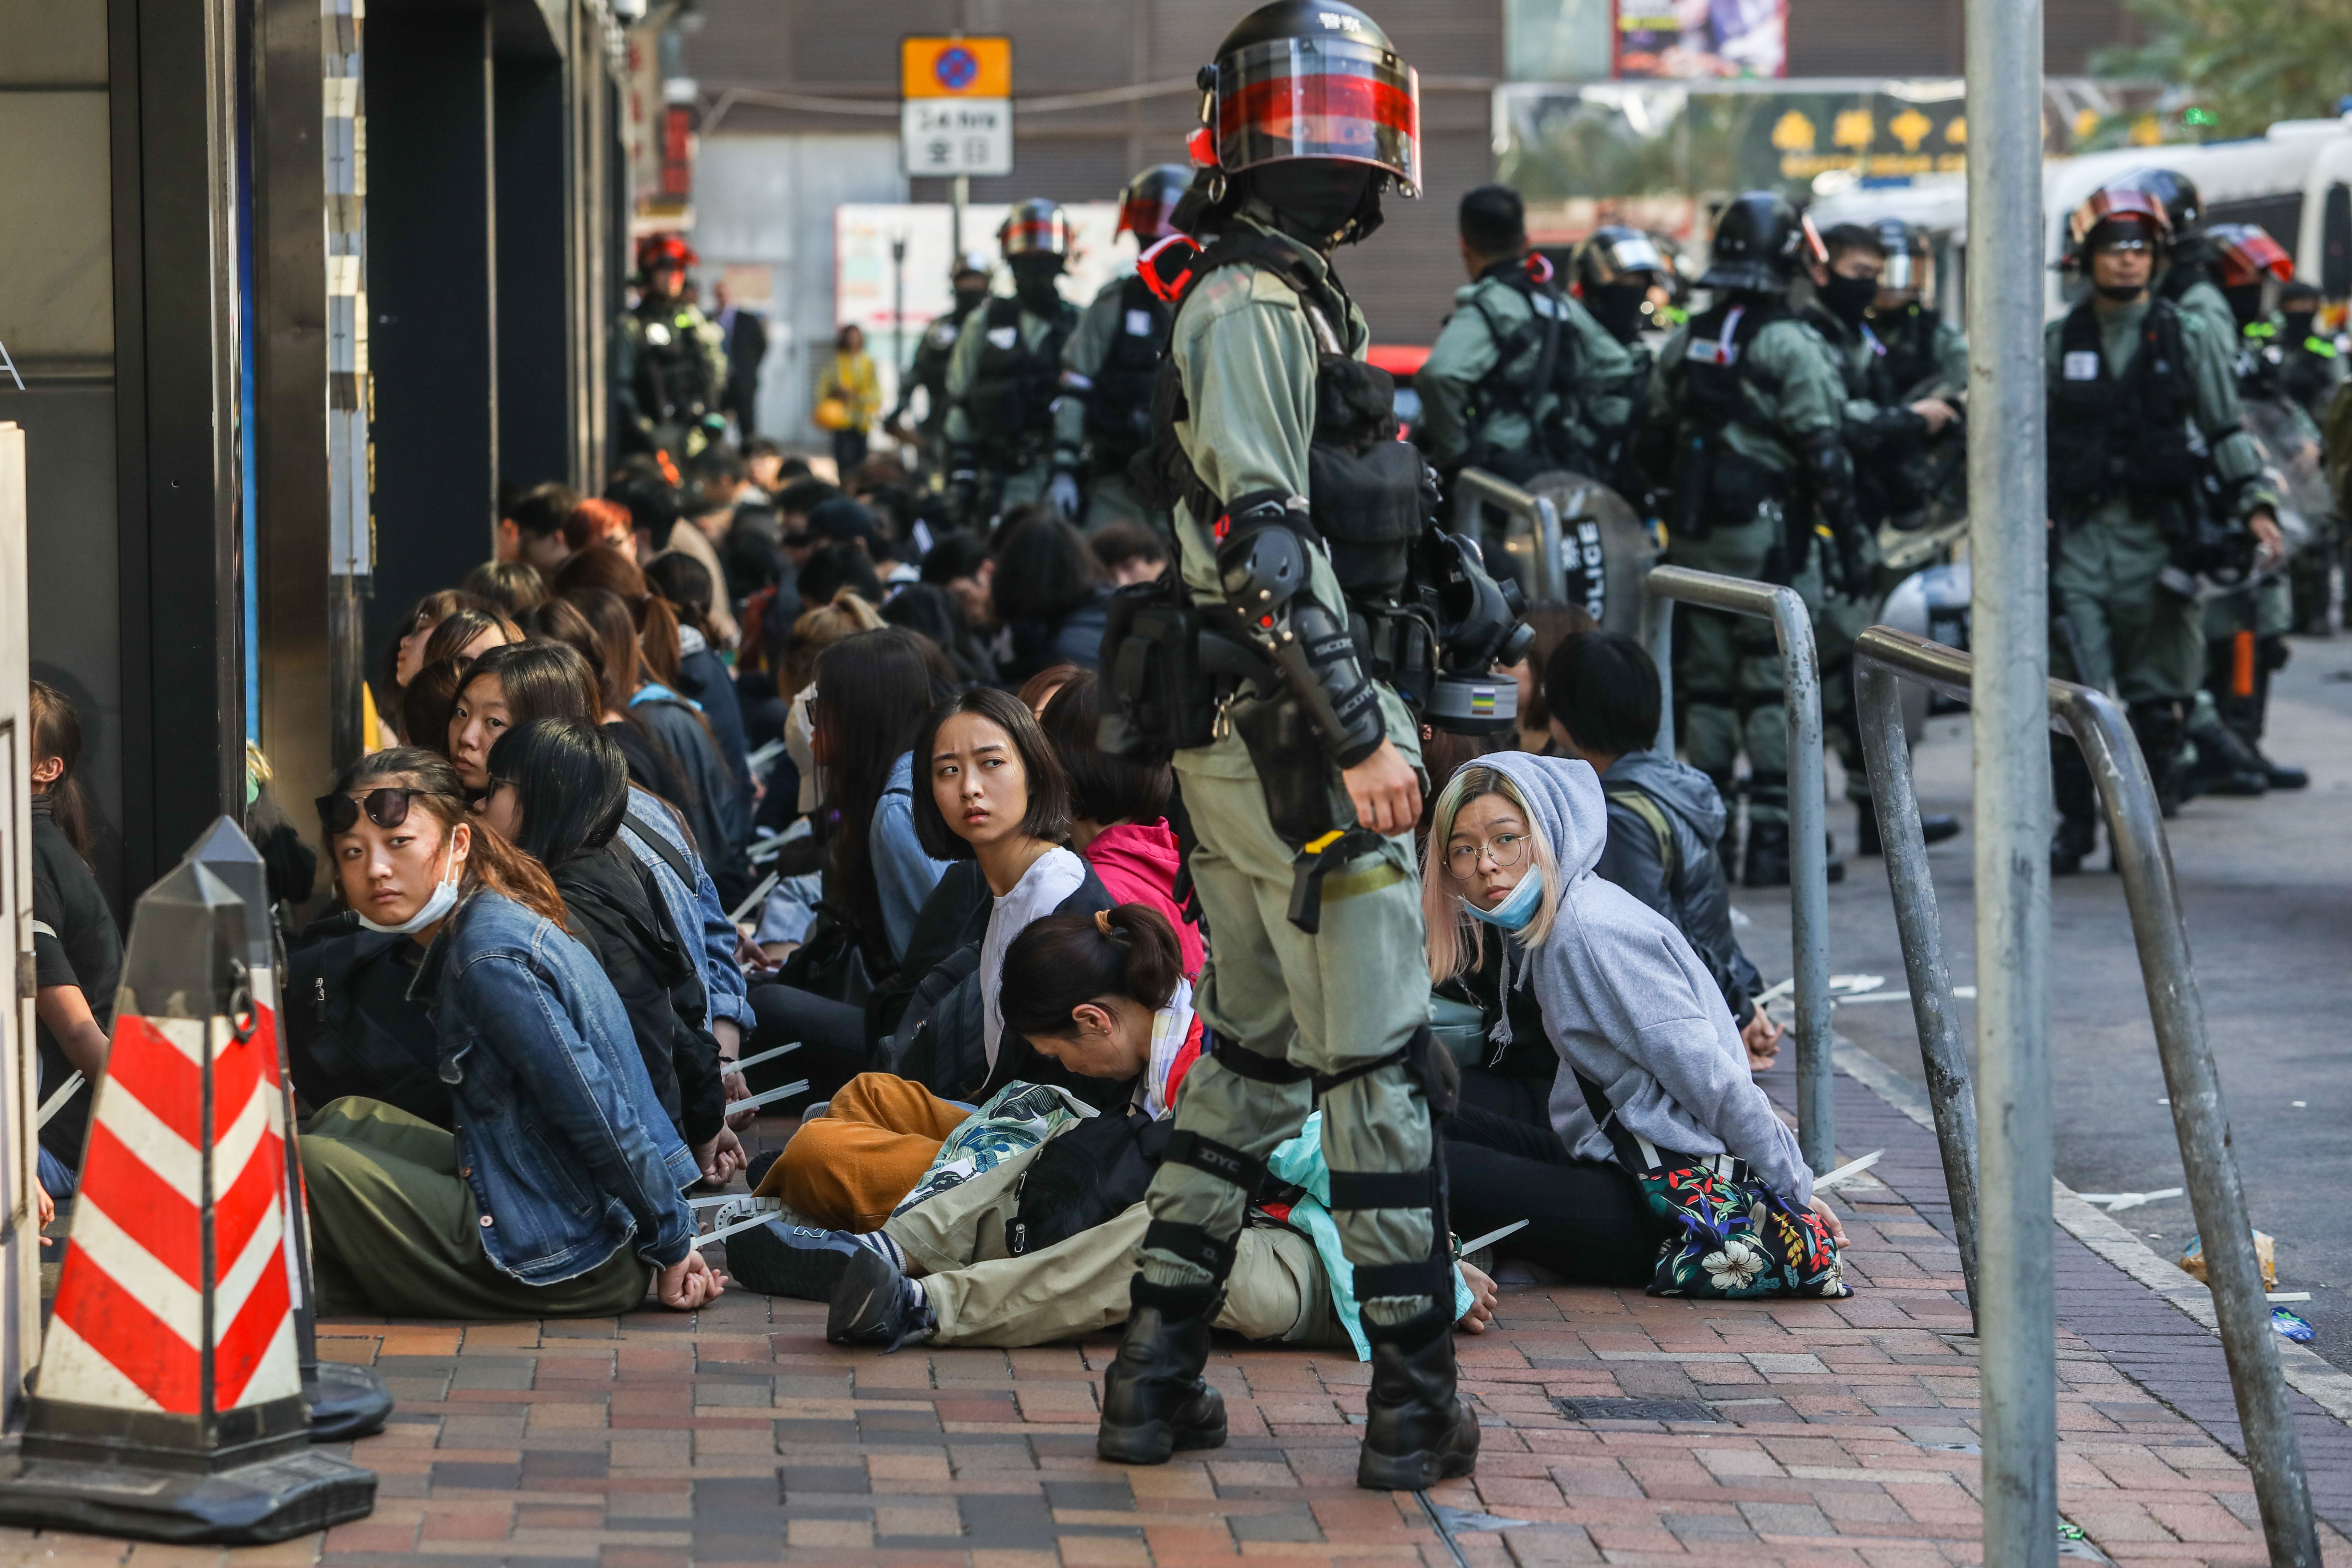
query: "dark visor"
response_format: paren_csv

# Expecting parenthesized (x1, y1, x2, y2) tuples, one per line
(1214, 36, 1419, 193)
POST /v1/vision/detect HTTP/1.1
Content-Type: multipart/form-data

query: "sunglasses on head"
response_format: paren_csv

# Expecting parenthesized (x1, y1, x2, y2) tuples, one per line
(316, 786, 446, 835)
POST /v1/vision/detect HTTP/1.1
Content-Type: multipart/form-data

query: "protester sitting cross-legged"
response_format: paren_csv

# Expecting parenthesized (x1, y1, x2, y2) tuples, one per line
(1542, 631, 1781, 1070)
(297, 749, 726, 1319)
(1422, 754, 1851, 1297)
(439, 640, 761, 1110)
(729, 907, 1498, 1353)
(477, 718, 744, 1187)
(377, 589, 494, 742)
(1036, 669, 1203, 976)
(644, 549, 755, 795)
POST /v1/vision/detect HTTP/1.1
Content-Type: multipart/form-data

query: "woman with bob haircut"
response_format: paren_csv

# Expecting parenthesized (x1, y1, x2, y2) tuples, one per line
(478, 719, 741, 1186)
(297, 748, 724, 1318)
(738, 687, 1115, 1233)
(1421, 753, 1849, 1292)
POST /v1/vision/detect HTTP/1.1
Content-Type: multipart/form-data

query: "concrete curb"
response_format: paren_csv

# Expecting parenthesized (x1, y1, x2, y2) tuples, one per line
(1831, 1036, 2352, 1428)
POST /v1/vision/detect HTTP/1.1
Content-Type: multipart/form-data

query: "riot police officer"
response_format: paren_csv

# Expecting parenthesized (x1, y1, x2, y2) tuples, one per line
(1798, 223, 1964, 857)
(1867, 219, 1967, 405)
(1645, 193, 1868, 887)
(1100, 0, 1478, 1491)
(890, 252, 993, 478)
(2121, 168, 2239, 347)
(2191, 222, 2309, 793)
(2274, 280, 2347, 423)
(1571, 224, 1676, 353)
(1414, 185, 1640, 492)
(2045, 183, 2284, 872)
(945, 202, 1081, 521)
(612, 234, 730, 464)
(1048, 166, 1190, 528)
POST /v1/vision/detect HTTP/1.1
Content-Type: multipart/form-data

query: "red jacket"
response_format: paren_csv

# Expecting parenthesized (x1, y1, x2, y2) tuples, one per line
(1082, 819, 1204, 978)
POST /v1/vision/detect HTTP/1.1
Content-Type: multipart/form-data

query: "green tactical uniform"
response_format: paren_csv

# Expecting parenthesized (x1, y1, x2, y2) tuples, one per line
(1142, 214, 1439, 1329)
(2043, 296, 2276, 704)
(611, 294, 729, 462)
(2274, 319, 2347, 425)
(893, 298, 983, 475)
(1054, 271, 1172, 528)
(1413, 261, 1639, 481)
(2169, 274, 2239, 355)
(1647, 306, 1848, 830)
(1873, 301, 1968, 397)
(945, 294, 1079, 513)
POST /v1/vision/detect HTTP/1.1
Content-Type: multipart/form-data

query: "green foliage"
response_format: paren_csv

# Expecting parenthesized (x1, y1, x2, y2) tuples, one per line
(2097, 0, 2352, 138)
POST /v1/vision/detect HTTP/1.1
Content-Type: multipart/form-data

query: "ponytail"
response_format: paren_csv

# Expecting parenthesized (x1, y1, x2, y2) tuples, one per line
(999, 903, 1182, 1040)
(636, 593, 683, 690)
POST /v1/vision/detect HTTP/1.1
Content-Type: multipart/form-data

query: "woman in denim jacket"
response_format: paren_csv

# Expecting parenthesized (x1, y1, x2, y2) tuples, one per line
(299, 748, 725, 1318)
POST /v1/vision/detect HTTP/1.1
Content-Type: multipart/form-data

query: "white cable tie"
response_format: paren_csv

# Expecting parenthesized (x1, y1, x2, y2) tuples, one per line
(730, 1079, 811, 1114)
(37, 1072, 86, 1129)
(728, 870, 781, 924)
(694, 1209, 781, 1250)
(730, 1040, 801, 1074)
(1814, 1150, 1885, 1192)
(1455, 1219, 1530, 1256)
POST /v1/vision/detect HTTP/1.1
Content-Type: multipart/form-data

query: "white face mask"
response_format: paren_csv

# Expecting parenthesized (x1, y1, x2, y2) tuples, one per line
(357, 831, 463, 935)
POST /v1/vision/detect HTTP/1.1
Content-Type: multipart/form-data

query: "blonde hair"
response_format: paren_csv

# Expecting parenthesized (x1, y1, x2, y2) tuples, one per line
(1421, 764, 1562, 982)
(782, 590, 887, 698)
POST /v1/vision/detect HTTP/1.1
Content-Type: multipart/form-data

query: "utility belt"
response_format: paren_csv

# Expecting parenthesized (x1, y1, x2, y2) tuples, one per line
(2051, 468, 2255, 596)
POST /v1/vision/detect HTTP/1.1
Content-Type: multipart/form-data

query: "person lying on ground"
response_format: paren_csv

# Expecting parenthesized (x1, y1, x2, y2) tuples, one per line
(1541, 631, 1782, 1071)
(1423, 753, 1849, 1299)
(478, 718, 744, 1186)
(299, 749, 724, 1319)
(726, 906, 1498, 1350)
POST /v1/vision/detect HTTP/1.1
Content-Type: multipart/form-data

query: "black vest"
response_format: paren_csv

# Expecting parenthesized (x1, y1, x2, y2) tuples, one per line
(1876, 304, 1947, 399)
(2046, 297, 2201, 525)
(962, 296, 1076, 464)
(1462, 261, 1586, 442)
(1084, 274, 1172, 467)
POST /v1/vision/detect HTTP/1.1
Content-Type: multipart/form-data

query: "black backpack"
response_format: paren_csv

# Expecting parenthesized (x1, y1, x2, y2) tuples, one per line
(1006, 1106, 1174, 1257)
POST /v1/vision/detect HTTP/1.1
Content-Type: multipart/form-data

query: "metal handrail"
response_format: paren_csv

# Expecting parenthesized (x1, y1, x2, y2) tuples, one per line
(1452, 468, 1567, 604)
(1852, 624, 2318, 1568)
(1641, 565, 1834, 1175)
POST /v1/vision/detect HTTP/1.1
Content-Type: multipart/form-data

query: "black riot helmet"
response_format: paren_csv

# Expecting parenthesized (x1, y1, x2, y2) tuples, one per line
(999, 199, 1073, 262)
(1573, 225, 1669, 290)
(1697, 192, 1824, 295)
(1118, 165, 1192, 245)
(1871, 217, 1931, 294)
(2118, 168, 2205, 241)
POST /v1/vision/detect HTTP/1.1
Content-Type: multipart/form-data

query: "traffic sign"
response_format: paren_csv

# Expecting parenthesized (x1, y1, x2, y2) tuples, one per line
(901, 36, 1011, 100)
(900, 36, 1013, 177)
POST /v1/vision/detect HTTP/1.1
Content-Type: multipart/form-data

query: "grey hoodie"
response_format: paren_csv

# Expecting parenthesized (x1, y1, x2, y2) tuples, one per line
(1472, 751, 1813, 1206)
(1596, 750, 1767, 1022)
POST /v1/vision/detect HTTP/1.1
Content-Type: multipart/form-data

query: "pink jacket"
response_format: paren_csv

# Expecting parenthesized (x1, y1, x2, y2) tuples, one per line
(1083, 819, 1205, 978)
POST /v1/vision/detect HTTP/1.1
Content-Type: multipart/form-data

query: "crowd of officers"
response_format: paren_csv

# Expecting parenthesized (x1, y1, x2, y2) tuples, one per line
(860, 156, 2342, 885)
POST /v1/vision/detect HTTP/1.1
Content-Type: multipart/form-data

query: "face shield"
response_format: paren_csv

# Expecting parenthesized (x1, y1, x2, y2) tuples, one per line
(1212, 34, 1421, 195)
(1000, 208, 1072, 259)
(1879, 247, 1932, 294)
(1590, 230, 1665, 286)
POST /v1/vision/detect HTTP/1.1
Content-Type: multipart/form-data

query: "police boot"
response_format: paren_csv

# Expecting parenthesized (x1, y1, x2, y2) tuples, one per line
(1357, 1304, 1479, 1491)
(2249, 638, 2309, 790)
(2184, 699, 2269, 798)
(2050, 736, 2100, 876)
(2127, 700, 2188, 819)
(1098, 1280, 1226, 1466)
(1853, 800, 1963, 858)
(1742, 776, 1789, 886)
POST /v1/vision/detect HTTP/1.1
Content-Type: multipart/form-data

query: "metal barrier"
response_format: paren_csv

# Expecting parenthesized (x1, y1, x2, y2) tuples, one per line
(1852, 625, 2319, 1568)
(1451, 468, 1567, 604)
(1640, 564, 1834, 1175)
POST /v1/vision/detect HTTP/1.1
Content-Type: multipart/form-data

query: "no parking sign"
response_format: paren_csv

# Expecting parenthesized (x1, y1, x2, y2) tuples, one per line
(901, 35, 1013, 178)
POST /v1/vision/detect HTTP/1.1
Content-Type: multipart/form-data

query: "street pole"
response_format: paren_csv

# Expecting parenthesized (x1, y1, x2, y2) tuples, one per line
(952, 173, 968, 261)
(1965, 0, 2054, 1560)
(890, 229, 906, 446)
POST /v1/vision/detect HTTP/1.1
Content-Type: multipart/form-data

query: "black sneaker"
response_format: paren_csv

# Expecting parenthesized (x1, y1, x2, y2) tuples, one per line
(723, 1221, 865, 1301)
(827, 1249, 937, 1351)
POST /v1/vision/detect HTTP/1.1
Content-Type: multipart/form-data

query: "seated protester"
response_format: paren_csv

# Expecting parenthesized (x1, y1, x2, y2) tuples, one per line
(1037, 670, 1203, 976)
(298, 750, 726, 1319)
(1543, 632, 1781, 1071)
(565, 495, 638, 561)
(480, 719, 742, 1186)
(754, 589, 889, 840)
(918, 530, 995, 639)
(421, 605, 524, 668)
(448, 640, 760, 1099)
(494, 481, 579, 575)
(1089, 520, 1169, 588)
(991, 513, 1110, 682)
(742, 629, 953, 1099)
(1424, 754, 1850, 1293)
(645, 550, 755, 799)
(882, 582, 995, 688)
(401, 656, 472, 764)
(378, 589, 495, 742)
(732, 908, 1497, 1353)
(1018, 663, 1082, 719)
(27, 683, 119, 1200)
(567, 585, 753, 908)
(796, 539, 884, 617)
(1504, 603, 1594, 756)
(460, 559, 549, 618)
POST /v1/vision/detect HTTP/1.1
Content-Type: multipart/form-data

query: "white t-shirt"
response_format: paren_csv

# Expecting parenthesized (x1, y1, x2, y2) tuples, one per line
(980, 846, 1089, 1070)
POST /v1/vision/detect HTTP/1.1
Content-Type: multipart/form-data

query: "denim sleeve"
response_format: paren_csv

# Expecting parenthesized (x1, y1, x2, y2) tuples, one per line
(686, 847, 753, 1030)
(458, 951, 695, 1268)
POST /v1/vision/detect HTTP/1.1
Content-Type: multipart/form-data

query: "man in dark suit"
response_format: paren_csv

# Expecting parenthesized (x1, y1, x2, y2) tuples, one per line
(712, 279, 770, 439)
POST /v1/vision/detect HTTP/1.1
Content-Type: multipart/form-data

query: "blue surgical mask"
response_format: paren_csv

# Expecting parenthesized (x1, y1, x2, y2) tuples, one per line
(1462, 866, 1543, 933)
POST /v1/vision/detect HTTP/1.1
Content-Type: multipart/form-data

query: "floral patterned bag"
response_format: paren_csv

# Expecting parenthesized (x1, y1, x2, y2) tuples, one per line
(1573, 1072, 1848, 1300)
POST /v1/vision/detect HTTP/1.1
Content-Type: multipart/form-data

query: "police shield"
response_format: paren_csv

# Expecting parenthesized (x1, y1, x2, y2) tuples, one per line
(1521, 469, 1657, 635)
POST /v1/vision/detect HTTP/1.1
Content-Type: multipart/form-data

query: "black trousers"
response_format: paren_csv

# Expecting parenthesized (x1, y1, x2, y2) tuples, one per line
(1445, 1067, 1661, 1286)
(745, 982, 872, 1106)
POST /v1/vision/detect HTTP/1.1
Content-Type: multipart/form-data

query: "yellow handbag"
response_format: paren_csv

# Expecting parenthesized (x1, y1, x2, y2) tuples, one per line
(813, 394, 853, 432)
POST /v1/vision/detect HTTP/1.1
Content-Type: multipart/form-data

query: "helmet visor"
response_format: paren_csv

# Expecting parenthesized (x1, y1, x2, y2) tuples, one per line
(1214, 36, 1420, 194)
(1119, 192, 1181, 241)
(1880, 249, 1930, 292)
(1595, 231, 1665, 282)
(1001, 209, 1071, 257)
(2070, 186, 2170, 253)
(2215, 227, 2294, 289)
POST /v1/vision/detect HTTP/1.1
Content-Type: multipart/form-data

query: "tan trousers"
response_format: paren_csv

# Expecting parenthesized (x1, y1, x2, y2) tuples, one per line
(758, 1072, 970, 1231)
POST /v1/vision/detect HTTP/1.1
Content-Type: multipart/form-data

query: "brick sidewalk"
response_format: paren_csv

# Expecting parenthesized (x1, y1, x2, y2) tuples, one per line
(2, 1069, 2344, 1567)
